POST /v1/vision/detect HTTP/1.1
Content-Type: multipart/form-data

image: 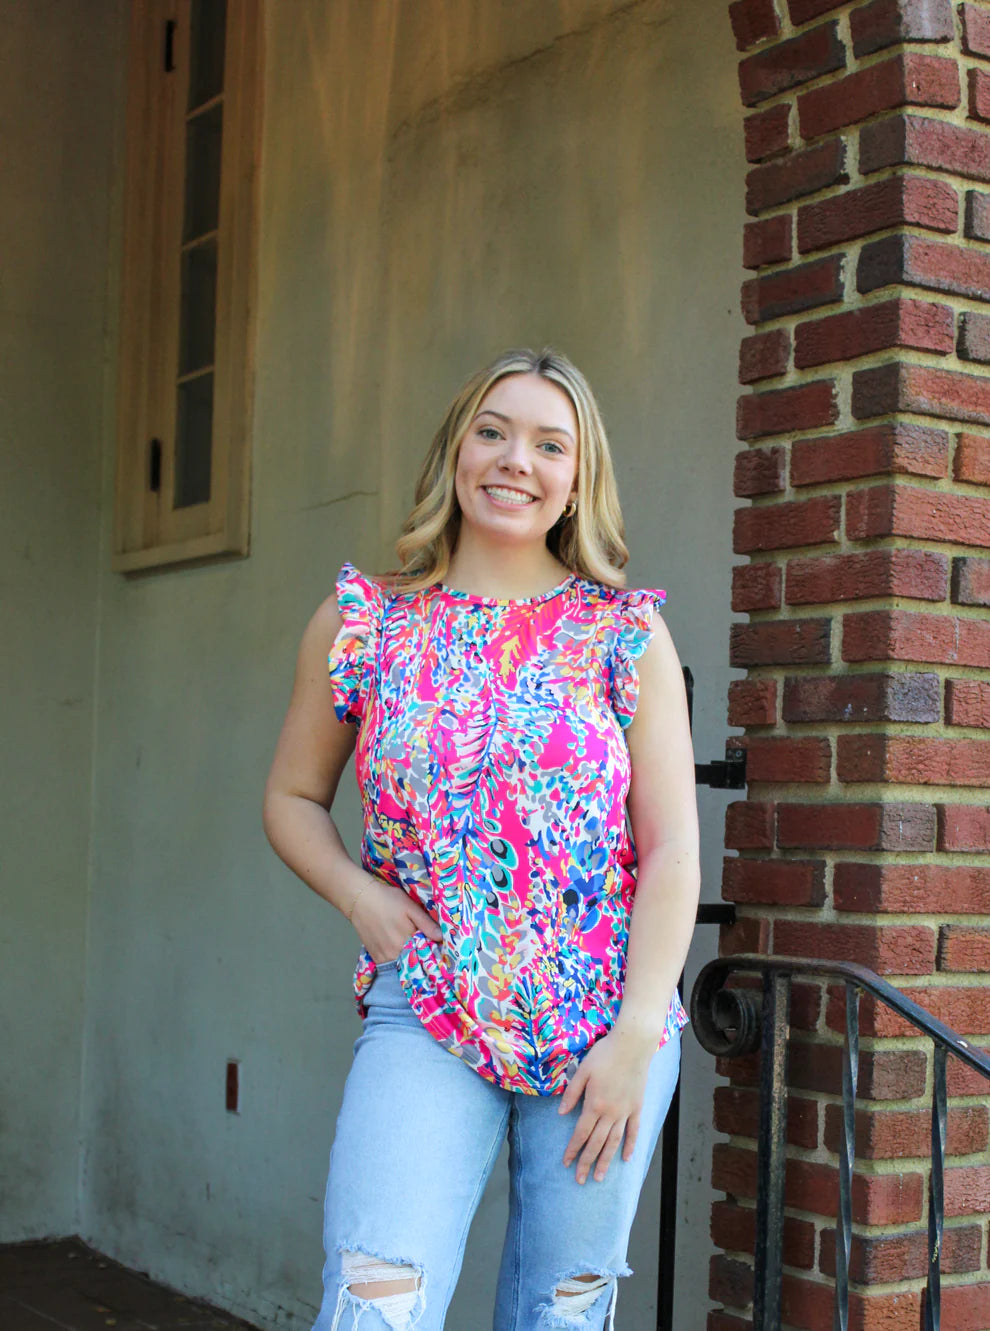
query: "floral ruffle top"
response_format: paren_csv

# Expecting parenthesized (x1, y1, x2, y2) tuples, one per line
(328, 562, 689, 1095)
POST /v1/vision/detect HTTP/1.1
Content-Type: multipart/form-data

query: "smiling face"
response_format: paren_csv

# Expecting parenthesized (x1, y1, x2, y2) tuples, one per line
(453, 372, 579, 551)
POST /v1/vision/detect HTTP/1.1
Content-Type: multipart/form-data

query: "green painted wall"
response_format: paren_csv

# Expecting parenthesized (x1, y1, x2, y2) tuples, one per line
(0, 0, 121, 1241)
(3, 1, 745, 1326)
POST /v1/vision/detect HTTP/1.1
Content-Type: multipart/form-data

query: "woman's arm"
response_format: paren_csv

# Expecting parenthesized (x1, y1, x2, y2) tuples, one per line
(262, 595, 441, 962)
(559, 610, 700, 1182)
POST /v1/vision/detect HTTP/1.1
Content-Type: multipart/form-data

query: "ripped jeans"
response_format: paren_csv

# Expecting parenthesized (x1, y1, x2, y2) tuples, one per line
(311, 964, 681, 1331)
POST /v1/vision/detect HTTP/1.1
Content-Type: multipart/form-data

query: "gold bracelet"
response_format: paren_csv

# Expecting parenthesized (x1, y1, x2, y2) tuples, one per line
(345, 879, 369, 922)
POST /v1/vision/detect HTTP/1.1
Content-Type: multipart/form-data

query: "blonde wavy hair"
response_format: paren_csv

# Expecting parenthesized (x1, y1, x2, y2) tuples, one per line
(384, 347, 629, 591)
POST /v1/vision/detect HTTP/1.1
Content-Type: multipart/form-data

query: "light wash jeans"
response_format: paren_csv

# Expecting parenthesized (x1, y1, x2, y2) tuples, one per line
(311, 963, 682, 1331)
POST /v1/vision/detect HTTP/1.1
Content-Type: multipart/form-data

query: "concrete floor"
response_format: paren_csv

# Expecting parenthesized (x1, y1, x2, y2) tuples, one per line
(0, 1240, 261, 1331)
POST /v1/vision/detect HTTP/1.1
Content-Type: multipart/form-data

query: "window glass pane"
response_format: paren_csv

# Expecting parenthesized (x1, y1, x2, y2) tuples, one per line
(188, 0, 227, 110)
(179, 240, 217, 375)
(175, 373, 213, 508)
(183, 103, 223, 242)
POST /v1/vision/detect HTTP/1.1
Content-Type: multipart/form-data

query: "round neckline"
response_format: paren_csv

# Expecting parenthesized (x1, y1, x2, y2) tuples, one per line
(434, 572, 576, 607)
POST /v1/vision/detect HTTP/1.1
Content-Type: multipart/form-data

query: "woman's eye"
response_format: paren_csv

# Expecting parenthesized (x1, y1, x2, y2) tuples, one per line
(540, 440, 564, 454)
(478, 426, 501, 441)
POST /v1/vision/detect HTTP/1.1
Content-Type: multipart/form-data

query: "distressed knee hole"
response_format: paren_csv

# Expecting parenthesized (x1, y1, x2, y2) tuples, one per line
(552, 1273, 610, 1315)
(332, 1251, 424, 1331)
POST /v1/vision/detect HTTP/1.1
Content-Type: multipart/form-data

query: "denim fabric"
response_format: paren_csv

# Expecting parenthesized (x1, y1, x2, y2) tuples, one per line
(312, 965, 681, 1331)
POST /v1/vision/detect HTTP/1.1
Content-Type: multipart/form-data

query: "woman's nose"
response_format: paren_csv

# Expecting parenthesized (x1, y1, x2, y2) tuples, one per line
(497, 436, 532, 472)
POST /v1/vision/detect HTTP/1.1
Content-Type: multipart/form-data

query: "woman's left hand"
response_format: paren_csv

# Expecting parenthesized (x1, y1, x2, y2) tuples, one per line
(558, 1026, 656, 1184)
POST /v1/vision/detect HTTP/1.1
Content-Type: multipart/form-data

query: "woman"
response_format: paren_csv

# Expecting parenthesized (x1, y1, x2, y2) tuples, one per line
(263, 347, 700, 1331)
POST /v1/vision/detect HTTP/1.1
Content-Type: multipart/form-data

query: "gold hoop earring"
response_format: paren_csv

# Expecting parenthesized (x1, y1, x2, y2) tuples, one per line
(562, 499, 577, 519)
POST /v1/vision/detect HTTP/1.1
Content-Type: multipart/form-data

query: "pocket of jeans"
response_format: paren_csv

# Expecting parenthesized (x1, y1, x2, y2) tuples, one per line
(375, 959, 399, 972)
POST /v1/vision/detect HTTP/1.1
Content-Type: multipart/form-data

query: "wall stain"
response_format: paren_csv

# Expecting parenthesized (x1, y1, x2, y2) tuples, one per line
(387, 0, 673, 154)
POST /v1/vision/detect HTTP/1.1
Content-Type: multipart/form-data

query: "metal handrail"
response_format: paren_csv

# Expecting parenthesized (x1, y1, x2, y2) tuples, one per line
(691, 954, 990, 1331)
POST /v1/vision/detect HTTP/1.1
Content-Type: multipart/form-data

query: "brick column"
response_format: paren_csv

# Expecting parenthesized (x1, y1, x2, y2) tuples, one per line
(714, 1, 990, 1326)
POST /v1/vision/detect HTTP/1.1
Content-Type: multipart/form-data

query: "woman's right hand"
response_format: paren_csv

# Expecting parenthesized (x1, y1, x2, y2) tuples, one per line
(348, 874, 443, 964)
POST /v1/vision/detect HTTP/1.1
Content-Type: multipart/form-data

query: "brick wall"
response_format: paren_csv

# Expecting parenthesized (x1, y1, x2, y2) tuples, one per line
(717, 0, 990, 1325)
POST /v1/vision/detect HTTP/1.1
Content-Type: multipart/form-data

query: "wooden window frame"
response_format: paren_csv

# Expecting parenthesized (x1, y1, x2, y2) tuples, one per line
(113, 0, 263, 573)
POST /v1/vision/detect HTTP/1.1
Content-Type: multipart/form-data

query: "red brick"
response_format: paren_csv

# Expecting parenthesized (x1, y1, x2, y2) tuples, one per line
(964, 187, 990, 240)
(828, 986, 990, 1037)
(949, 1053, 990, 1096)
(837, 735, 990, 786)
(819, 1223, 982, 1282)
(742, 255, 844, 323)
(779, 1159, 925, 1226)
(712, 1143, 758, 1199)
(782, 672, 941, 723)
(852, 361, 990, 428)
(795, 297, 953, 368)
(861, 112, 990, 183)
(939, 1284, 990, 1331)
(731, 562, 782, 612)
(782, 1274, 921, 1331)
(714, 1088, 820, 1150)
(962, 1, 990, 59)
(734, 445, 787, 497)
(730, 0, 782, 50)
(849, 0, 955, 58)
(859, 232, 990, 302)
(939, 924, 990, 971)
(946, 680, 990, 729)
(945, 1166, 990, 1217)
(798, 174, 958, 253)
(733, 496, 840, 552)
(774, 919, 936, 974)
(970, 66, 990, 124)
(731, 618, 831, 667)
(790, 423, 949, 485)
(938, 803, 990, 851)
(711, 1200, 816, 1269)
(739, 329, 790, 384)
(737, 381, 838, 441)
(739, 22, 846, 107)
(842, 608, 990, 667)
(740, 735, 832, 783)
(846, 483, 990, 548)
(709, 1252, 753, 1309)
(744, 214, 793, 269)
(798, 53, 959, 140)
(722, 856, 827, 906)
(958, 309, 990, 364)
(776, 801, 936, 850)
(834, 861, 990, 913)
(785, 550, 948, 605)
(954, 432, 990, 484)
(782, 1042, 928, 1099)
(728, 678, 778, 725)
(823, 1104, 989, 1159)
(746, 139, 848, 213)
(720, 914, 771, 957)
(952, 555, 990, 606)
(744, 103, 791, 162)
(725, 801, 775, 850)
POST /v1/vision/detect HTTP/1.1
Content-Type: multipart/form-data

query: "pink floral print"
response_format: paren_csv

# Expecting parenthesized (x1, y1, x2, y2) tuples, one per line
(328, 562, 689, 1095)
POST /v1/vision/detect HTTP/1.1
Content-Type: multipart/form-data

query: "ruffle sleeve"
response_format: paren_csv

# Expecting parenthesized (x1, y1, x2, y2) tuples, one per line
(609, 587, 667, 729)
(328, 562, 385, 725)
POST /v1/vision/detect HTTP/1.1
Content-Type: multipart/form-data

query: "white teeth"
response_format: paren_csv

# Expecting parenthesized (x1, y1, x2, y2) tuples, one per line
(484, 486, 535, 505)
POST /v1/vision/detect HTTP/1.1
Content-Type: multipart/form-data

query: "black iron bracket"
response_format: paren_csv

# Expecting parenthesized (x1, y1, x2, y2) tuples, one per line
(695, 745, 747, 789)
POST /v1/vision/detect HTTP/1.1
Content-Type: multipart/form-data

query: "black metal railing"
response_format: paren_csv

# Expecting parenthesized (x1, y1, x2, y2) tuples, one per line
(691, 954, 990, 1331)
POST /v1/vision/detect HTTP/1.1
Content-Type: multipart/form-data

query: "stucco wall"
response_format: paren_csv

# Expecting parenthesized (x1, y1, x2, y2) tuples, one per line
(4, 0, 744, 1326)
(0, 0, 120, 1240)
